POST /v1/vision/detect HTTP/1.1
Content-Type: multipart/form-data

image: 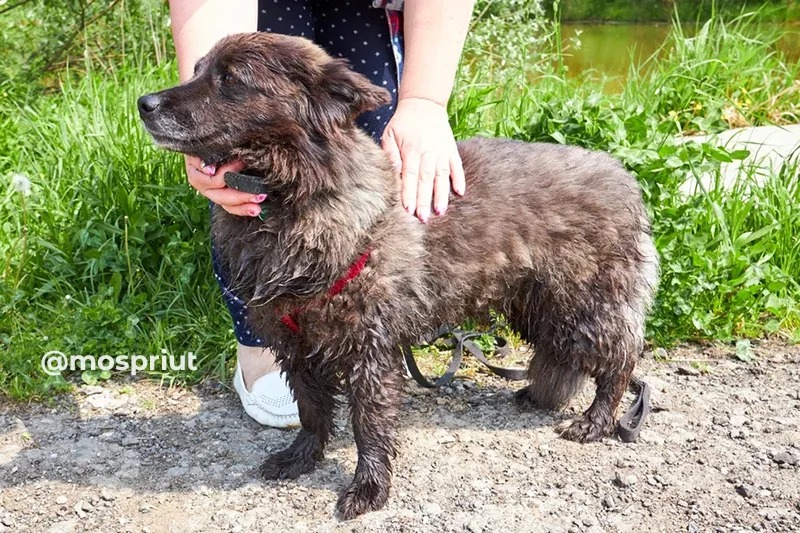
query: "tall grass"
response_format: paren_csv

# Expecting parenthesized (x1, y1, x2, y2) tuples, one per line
(1, 2, 798, 399)
(546, 0, 800, 23)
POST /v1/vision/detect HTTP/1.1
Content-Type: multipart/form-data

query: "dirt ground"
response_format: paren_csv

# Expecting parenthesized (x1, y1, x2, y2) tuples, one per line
(1, 341, 799, 533)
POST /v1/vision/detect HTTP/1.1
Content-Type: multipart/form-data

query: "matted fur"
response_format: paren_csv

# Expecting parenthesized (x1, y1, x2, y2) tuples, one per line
(138, 32, 659, 519)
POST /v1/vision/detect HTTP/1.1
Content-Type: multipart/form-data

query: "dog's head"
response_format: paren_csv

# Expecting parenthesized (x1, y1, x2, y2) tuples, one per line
(138, 32, 390, 166)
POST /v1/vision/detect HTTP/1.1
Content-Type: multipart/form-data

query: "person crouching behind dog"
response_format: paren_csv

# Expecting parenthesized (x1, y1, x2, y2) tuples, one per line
(167, 0, 474, 426)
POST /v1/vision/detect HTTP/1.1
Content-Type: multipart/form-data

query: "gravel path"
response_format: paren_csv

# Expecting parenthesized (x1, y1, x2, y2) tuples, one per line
(1, 342, 799, 533)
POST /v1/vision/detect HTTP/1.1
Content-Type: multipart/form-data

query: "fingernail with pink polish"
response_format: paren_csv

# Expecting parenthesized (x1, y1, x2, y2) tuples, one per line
(249, 207, 260, 217)
(253, 194, 267, 202)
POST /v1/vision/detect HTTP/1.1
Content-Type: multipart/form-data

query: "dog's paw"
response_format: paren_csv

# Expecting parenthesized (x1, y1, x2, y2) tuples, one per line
(259, 447, 320, 480)
(557, 414, 612, 443)
(336, 480, 390, 520)
(514, 386, 539, 411)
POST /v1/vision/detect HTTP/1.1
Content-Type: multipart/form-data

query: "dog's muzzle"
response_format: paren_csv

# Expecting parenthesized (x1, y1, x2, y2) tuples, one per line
(137, 93, 161, 116)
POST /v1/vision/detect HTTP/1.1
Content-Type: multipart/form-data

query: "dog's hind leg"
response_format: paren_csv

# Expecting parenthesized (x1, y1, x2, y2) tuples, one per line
(558, 352, 635, 443)
(508, 305, 588, 411)
(514, 343, 588, 411)
(557, 300, 643, 443)
(336, 348, 404, 520)
(259, 362, 339, 481)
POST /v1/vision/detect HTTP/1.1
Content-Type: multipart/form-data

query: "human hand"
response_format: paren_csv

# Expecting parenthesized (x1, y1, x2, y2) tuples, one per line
(183, 155, 266, 217)
(381, 97, 466, 223)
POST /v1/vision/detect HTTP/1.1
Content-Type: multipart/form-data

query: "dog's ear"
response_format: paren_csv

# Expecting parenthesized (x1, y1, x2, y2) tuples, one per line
(321, 59, 391, 118)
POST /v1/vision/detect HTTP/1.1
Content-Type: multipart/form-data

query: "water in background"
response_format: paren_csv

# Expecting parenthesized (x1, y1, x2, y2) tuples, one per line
(560, 23, 800, 90)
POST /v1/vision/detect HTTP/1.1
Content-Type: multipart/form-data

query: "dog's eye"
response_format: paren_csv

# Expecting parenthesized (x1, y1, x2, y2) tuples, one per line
(221, 73, 237, 85)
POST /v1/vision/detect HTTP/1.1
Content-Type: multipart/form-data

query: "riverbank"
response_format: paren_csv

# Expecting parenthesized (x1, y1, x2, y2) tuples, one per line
(545, 0, 800, 23)
(558, 21, 800, 85)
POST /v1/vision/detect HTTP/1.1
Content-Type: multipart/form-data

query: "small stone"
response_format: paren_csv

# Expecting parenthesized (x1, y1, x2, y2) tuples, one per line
(422, 502, 442, 516)
(772, 451, 799, 466)
(653, 347, 668, 359)
(601, 495, 615, 509)
(614, 471, 637, 488)
(729, 415, 748, 427)
(99, 489, 116, 502)
(47, 520, 78, 533)
(1, 517, 13, 528)
(676, 365, 700, 376)
(55, 496, 68, 505)
(646, 475, 659, 487)
(735, 484, 754, 498)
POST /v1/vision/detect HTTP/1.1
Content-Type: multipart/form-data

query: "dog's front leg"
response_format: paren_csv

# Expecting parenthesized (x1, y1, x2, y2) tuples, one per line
(259, 362, 338, 480)
(336, 352, 404, 520)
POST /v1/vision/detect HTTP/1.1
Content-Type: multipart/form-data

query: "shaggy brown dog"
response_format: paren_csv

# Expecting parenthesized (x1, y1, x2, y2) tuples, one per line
(138, 33, 659, 519)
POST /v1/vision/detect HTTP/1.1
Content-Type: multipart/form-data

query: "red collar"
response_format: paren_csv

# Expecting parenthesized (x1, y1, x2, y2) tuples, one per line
(279, 249, 371, 334)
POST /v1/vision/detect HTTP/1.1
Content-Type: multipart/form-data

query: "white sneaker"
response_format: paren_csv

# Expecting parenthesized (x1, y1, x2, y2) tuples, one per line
(233, 363, 301, 428)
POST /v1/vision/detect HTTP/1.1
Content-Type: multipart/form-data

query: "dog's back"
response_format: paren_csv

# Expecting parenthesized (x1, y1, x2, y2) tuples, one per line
(424, 136, 655, 319)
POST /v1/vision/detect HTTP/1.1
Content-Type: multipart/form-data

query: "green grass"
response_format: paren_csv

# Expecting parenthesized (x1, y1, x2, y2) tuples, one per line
(1, 2, 799, 400)
(545, 0, 800, 23)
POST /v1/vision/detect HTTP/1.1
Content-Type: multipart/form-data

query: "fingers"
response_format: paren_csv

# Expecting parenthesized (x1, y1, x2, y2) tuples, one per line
(184, 156, 261, 217)
(401, 149, 421, 216)
(450, 153, 466, 196)
(205, 187, 266, 210)
(220, 202, 265, 217)
(381, 130, 403, 173)
(218, 159, 247, 176)
(433, 153, 451, 216)
(415, 152, 438, 223)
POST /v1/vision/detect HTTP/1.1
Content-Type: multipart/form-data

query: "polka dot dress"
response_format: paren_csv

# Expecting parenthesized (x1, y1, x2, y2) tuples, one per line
(258, 0, 399, 137)
(211, 0, 402, 347)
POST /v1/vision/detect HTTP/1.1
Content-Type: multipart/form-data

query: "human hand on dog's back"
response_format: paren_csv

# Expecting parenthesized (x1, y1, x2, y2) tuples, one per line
(382, 97, 465, 223)
(381, 0, 473, 223)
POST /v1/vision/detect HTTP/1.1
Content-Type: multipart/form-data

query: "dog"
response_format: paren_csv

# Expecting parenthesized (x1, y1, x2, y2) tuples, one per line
(138, 32, 659, 519)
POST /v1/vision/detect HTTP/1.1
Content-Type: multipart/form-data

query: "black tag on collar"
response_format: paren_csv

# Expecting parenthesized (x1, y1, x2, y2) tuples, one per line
(223, 171, 269, 195)
(224, 171, 272, 220)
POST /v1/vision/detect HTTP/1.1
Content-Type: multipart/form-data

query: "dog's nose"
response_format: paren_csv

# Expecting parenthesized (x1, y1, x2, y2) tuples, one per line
(137, 94, 161, 114)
